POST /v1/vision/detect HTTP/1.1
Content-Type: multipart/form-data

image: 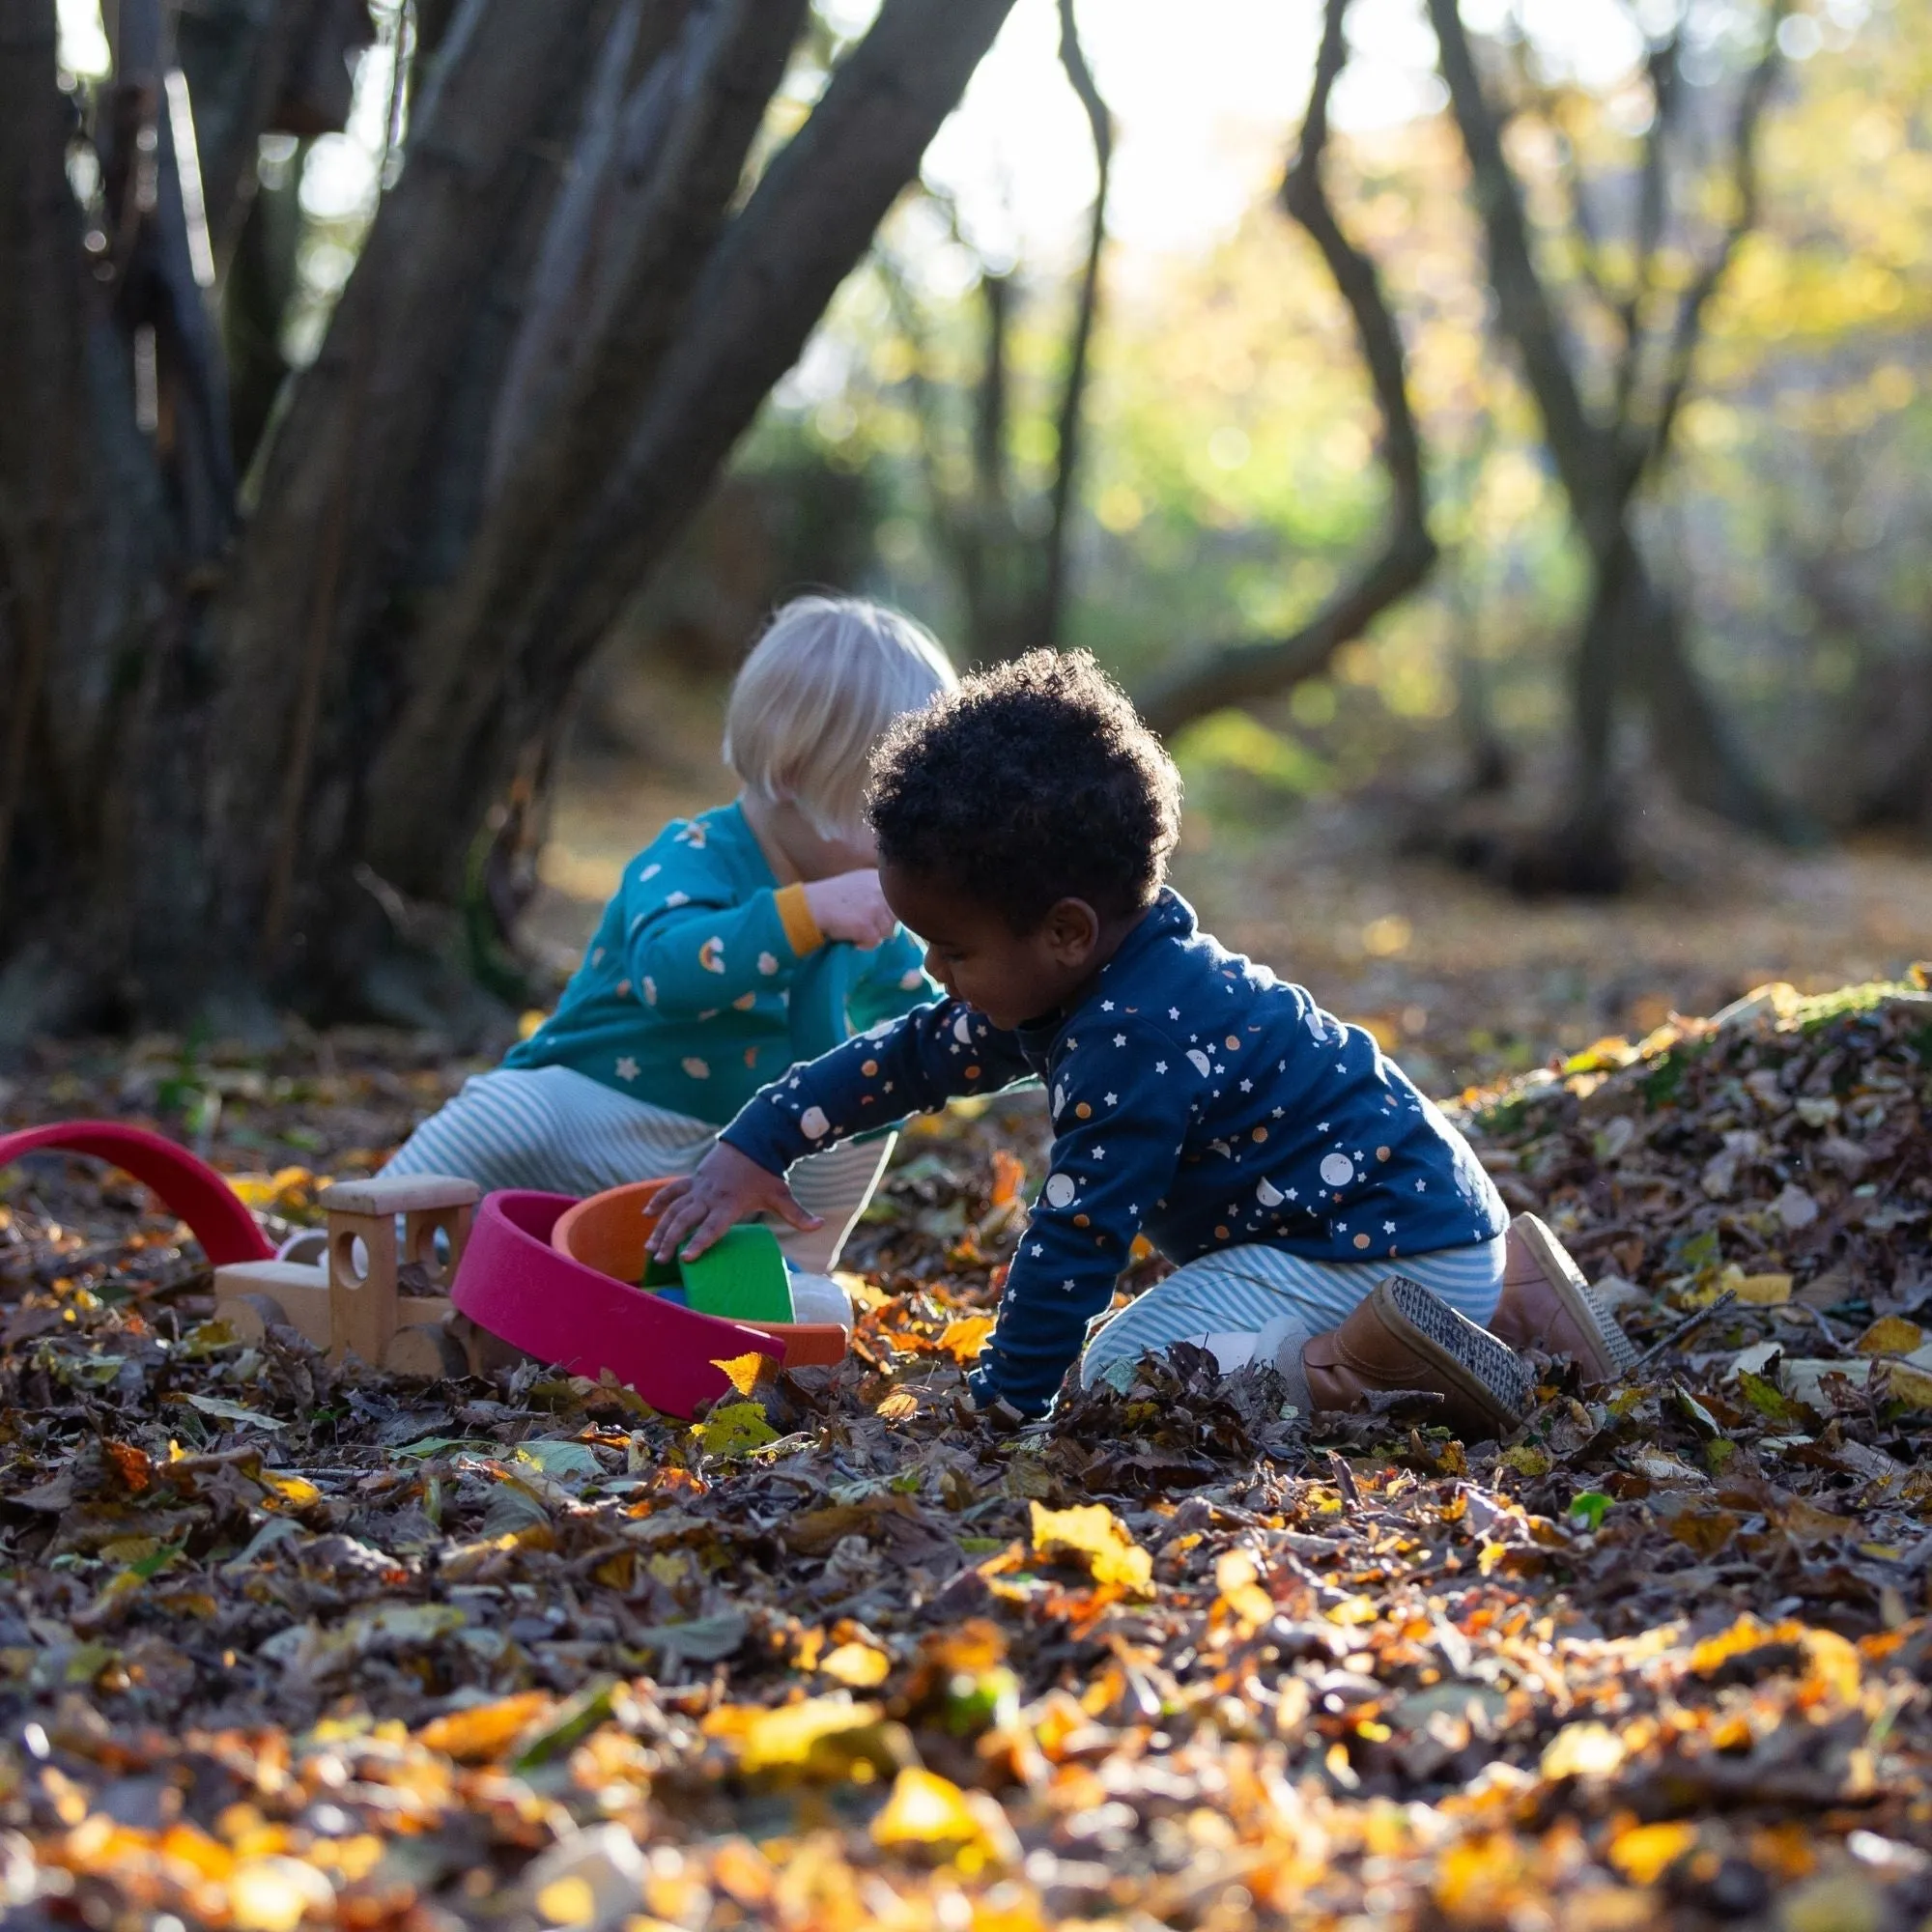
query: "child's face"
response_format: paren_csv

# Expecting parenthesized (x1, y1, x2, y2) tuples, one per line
(880, 861, 1104, 1032)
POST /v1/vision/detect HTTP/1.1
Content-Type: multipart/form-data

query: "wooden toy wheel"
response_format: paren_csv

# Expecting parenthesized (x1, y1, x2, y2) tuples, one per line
(222, 1292, 292, 1343)
(384, 1322, 472, 1378)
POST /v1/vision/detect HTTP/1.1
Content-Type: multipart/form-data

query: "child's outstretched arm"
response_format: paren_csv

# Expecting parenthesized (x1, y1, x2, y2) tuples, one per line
(966, 1018, 1203, 1417)
(622, 831, 895, 1018)
(648, 998, 1032, 1262)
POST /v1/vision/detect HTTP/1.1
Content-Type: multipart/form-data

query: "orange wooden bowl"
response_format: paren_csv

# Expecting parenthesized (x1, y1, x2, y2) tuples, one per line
(551, 1179, 849, 1369)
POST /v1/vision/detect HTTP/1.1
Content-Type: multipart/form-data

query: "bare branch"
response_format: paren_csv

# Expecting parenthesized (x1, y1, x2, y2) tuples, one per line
(1428, 0, 1625, 542)
(1611, 24, 1683, 431)
(1636, 4, 1786, 485)
(1031, 0, 1112, 650)
(1137, 0, 1435, 736)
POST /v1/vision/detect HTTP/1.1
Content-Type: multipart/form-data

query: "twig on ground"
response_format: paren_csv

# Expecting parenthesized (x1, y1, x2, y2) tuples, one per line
(1632, 1289, 1738, 1376)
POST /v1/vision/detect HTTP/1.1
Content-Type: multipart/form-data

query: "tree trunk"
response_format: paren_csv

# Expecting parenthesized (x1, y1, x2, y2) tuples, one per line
(1428, 0, 1802, 883)
(360, 0, 1019, 904)
(1137, 0, 1435, 738)
(0, 0, 1020, 1036)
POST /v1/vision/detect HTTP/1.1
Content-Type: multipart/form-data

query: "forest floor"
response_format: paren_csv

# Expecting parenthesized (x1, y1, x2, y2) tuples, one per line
(1, 783, 1931, 1931)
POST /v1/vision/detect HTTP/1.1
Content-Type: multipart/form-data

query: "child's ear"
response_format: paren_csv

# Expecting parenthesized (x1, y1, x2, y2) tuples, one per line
(1043, 896, 1101, 963)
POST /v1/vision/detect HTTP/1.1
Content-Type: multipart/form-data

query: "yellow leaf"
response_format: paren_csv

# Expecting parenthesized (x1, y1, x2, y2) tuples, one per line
(834, 1270, 888, 1313)
(98, 1536, 163, 1565)
(1028, 1502, 1152, 1596)
(1540, 1721, 1626, 1780)
(819, 1641, 891, 1688)
(711, 1353, 772, 1399)
(699, 1402, 779, 1459)
(1777, 1875, 1885, 1932)
(227, 1856, 335, 1932)
(704, 1695, 882, 1773)
(1325, 1594, 1381, 1626)
(938, 1316, 995, 1364)
(1733, 1271, 1792, 1306)
(1609, 1820, 1697, 1886)
(416, 1691, 554, 1763)
(870, 1766, 982, 1849)
(535, 1876, 598, 1925)
(1857, 1316, 1924, 1357)
(1213, 1549, 1274, 1628)
(257, 1470, 323, 1509)
(875, 1390, 919, 1421)
(1500, 1444, 1550, 1477)
(1884, 1361, 1932, 1408)
(1800, 1628, 1861, 1707)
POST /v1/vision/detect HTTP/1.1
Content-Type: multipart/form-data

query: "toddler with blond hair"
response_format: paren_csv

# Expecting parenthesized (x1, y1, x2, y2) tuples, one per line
(382, 595, 956, 1271)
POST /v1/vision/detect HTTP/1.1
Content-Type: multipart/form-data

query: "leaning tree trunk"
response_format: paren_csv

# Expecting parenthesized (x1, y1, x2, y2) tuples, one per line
(0, 0, 1020, 1040)
(1427, 0, 1802, 886)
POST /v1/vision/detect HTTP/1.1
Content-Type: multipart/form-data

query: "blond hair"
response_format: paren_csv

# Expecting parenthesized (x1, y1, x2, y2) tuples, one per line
(723, 596, 956, 839)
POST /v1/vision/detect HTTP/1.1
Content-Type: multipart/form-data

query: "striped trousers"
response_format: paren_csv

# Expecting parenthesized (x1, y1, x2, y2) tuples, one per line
(381, 1065, 892, 1274)
(1080, 1233, 1508, 1387)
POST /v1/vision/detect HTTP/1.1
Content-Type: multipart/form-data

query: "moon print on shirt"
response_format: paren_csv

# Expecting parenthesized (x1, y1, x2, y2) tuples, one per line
(1186, 1048, 1212, 1076)
(699, 937, 725, 974)
(799, 1105, 830, 1140)
(1256, 1176, 1285, 1208)
(1043, 1172, 1077, 1208)
(1320, 1151, 1354, 1187)
(1051, 1083, 1067, 1119)
(952, 1011, 974, 1044)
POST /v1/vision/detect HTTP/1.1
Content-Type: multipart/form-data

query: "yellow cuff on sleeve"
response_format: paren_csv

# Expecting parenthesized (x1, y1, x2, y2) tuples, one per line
(774, 882, 824, 956)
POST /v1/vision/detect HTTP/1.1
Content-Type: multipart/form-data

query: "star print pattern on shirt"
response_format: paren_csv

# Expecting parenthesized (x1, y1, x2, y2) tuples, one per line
(720, 888, 1507, 1419)
(503, 801, 933, 1124)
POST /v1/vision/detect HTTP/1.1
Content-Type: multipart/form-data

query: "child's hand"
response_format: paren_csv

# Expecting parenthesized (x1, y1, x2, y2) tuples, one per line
(647, 1143, 821, 1263)
(803, 869, 896, 949)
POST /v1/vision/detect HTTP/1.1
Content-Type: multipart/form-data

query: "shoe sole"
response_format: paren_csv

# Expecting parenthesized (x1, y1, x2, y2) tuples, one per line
(1378, 1275, 1533, 1435)
(1512, 1214, 1640, 1379)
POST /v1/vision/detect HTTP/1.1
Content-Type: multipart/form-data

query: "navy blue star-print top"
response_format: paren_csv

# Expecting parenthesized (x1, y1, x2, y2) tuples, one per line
(721, 889, 1507, 1415)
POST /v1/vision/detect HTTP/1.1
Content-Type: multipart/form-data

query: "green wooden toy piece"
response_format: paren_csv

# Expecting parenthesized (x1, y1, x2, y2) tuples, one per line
(679, 1224, 795, 1323)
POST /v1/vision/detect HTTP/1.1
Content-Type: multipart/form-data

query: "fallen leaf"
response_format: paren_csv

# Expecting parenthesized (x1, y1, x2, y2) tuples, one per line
(938, 1316, 995, 1364)
(1856, 1316, 1924, 1357)
(1540, 1722, 1626, 1779)
(1609, 1820, 1698, 1885)
(185, 1393, 285, 1432)
(705, 1696, 884, 1773)
(712, 1352, 774, 1399)
(819, 1641, 891, 1688)
(699, 1402, 780, 1458)
(1029, 1502, 1152, 1595)
(416, 1692, 554, 1762)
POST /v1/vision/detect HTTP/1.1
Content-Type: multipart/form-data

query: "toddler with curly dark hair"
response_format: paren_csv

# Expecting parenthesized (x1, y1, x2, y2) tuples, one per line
(650, 651, 1634, 1430)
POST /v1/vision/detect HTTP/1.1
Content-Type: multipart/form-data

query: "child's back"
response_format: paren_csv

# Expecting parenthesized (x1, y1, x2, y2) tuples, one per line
(380, 596, 955, 1274)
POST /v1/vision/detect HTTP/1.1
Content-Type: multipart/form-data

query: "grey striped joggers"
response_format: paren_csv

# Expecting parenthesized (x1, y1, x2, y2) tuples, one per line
(381, 1064, 893, 1275)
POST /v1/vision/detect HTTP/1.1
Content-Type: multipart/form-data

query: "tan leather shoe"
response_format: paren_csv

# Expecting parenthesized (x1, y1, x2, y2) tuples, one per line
(1266, 1276, 1531, 1440)
(1491, 1213, 1637, 1385)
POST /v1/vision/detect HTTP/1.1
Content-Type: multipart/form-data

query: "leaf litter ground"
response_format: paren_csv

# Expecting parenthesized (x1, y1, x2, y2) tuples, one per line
(3, 971, 1932, 1929)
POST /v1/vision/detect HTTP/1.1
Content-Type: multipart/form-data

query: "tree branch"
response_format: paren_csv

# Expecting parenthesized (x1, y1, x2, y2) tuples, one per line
(201, 0, 621, 957)
(1636, 3, 1785, 487)
(1031, 0, 1112, 650)
(1610, 24, 1683, 434)
(364, 0, 1023, 896)
(1427, 0, 1624, 545)
(1136, 0, 1435, 737)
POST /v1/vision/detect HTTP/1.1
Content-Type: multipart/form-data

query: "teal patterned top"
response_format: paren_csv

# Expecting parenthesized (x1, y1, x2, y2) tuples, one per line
(503, 803, 933, 1125)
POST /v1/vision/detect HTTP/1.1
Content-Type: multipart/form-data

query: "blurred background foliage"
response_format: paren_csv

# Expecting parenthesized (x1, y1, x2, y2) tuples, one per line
(54, 0, 1932, 882)
(590, 0, 1932, 859)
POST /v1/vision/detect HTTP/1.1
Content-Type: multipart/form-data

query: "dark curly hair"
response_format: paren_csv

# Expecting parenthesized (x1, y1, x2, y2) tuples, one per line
(867, 650, 1182, 931)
